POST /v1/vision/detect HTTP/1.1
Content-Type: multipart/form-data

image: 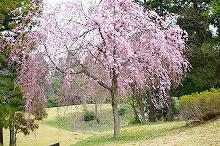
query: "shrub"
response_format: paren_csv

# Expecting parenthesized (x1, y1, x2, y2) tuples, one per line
(46, 93, 58, 108)
(171, 97, 180, 117)
(179, 88, 220, 121)
(84, 111, 95, 121)
(150, 97, 180, 121)
(118, 107, 126, 116)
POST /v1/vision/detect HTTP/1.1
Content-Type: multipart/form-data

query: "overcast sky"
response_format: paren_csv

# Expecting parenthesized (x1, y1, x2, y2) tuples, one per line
(45, 0, 75, 5)
(44, 0, 144, 6)
(44, 0, 102, 7)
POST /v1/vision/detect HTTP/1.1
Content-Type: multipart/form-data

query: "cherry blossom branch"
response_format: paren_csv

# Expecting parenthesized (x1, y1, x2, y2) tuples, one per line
(80, 64, 112, 91)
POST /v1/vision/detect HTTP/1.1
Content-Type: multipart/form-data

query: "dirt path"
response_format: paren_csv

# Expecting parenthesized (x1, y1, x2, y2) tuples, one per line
(73, 115, 84, 130)
(73, 115, 100, 135)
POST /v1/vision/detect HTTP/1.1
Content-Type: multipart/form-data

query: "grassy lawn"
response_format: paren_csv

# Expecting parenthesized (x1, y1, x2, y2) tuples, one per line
(3, 124, 91, 146)
(3, 104, 112, 146)
(73, 118, 220, 146)
(45, 105, 134, 133)
(44, 112, 80, 132)
(3, 104, 220, 146)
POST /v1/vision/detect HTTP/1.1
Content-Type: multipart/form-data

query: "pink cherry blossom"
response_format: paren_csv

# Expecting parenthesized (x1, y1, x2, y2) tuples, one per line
(2, 0, 189, 138)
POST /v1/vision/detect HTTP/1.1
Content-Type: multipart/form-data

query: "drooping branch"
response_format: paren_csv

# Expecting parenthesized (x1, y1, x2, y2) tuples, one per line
(43, 44, 65, 73)
(80, 64, 112, 91)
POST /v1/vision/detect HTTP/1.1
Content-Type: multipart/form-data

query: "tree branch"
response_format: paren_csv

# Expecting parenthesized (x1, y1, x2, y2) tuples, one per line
(80, 64, 112, 91)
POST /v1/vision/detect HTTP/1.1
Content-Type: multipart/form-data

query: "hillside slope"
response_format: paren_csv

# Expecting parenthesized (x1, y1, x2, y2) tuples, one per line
(2, 105, 100, 146)
(74, 118, 220, 146)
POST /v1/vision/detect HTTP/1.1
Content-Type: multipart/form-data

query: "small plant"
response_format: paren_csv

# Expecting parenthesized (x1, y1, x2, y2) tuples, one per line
(84, 111, 95, 121)
(118, 107, 126, 116)
(171, 97, 180, 117)
(179, 88, 220, 121)
(129, 118, 141, 125)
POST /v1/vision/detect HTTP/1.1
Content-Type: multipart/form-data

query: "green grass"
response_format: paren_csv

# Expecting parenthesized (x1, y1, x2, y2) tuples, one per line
(45, 105, 135, 133)
(3, 104, 107, 146)
(78, 108, 134, 132)
(73, 118, 220, 146)
(44, 112, 80, 131)
(3, 104, 220, 146)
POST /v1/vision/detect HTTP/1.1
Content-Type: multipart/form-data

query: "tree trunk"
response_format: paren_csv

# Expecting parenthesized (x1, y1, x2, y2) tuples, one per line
(149, 95, 156, 122)
(10, 127, 15, 146)
(167, 96, 172, 121)
(14, 132, 17, 146)
(111, 74, 120, 138)
(138, 94, 146, 123)
(95, 102, 100, 124)
(130, 98, 140, 122)
(0, 127, 3, 146)
(112, 92, 120, 138)
(99, 104, 101, 113)
(131, 87, 145, 123)
(139, 102, 146, 123)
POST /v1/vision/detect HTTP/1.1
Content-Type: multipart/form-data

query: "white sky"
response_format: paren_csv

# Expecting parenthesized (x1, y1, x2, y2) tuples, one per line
(44, 0, 100, 7)
(44, 0, 144, 6)
(45, 0, 76, 6)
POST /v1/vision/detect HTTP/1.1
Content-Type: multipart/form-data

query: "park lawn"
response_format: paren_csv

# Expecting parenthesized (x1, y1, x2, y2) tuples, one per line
(73, 118, 220, 146)
(45, 104, 134, 133)
(45, 104, 112, 121)
(3, 124, 91, 146)
(3, 104, 220, 146)
(3, 104, 112, 146)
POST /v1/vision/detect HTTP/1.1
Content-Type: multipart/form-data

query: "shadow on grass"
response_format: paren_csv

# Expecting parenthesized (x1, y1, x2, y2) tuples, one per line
(73, 121, 187, 146)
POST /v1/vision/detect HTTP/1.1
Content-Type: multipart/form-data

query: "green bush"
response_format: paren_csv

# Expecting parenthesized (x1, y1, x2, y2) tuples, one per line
(84, 111, 95, 121)
(179, 88, 220, 121)
(46, 93, 58, 108)
(171, 97, 180, 117)
(118, 107, 126, 116)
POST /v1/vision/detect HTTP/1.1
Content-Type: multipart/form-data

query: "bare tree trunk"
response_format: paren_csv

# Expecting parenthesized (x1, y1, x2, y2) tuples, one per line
(14, 132, 17, 146)
(111, 73, 120, 138)
(95, 102, 100, 124)
(139, 102, 146, 123)
(131, 87, 145, 123)
(130, 87, 140, 122)
(149, 95, 156, 122)
(95, 102, 98, 118)
(129, 98, 140, 122)
(112, 94, 120, 138)
(167, 96, 172, 121)
(10, 127, 15, 146)
(138, 93, 146, 123)
(0, 127, 3, 146)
